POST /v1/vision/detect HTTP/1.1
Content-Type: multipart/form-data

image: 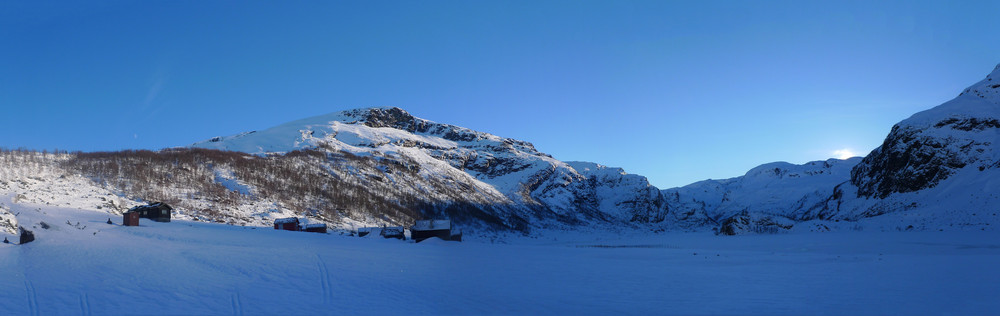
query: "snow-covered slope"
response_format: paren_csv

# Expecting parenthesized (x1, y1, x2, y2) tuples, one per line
(851, 64, 1000, 199)
(663, 158, 861, 232)
(664, 64, 1000, 234)
(819, 64, 1000, 228)
(192, 107, 667, 227)
(189, 62, 1000, 234)
(565, 162, 668, 223)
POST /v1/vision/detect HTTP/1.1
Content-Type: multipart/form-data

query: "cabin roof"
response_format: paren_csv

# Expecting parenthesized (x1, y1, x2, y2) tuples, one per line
(128, 202, 171, 212)
(274, 217, 299, 224)
(413, 220, 450, 231)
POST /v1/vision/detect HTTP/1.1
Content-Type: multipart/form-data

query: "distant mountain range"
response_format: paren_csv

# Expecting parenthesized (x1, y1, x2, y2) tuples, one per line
(5, 65, 999, 235)
(184, 63, 1000, 234)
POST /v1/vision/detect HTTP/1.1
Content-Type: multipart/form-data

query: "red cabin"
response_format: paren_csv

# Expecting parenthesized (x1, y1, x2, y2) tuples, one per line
(123, 211, 140, 226)
(274, 217, 300, 231)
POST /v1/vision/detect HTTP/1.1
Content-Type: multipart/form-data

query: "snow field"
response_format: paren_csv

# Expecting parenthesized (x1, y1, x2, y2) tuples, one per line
(2, 201, 998, 315)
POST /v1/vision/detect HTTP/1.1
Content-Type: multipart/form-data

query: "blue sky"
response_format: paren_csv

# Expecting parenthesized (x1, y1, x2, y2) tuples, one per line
(2, 1, 999, 188)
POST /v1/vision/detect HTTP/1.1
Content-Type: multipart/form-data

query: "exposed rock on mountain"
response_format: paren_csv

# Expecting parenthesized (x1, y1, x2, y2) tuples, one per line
(663, 158, 861, 231)
(665, 64, 1000, 234)
(191, 107, 667, 229)
(851, 65, 1000, 199)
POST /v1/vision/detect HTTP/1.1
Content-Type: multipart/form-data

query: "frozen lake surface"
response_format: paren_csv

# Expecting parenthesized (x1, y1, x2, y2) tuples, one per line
(2, 205, 998, 315)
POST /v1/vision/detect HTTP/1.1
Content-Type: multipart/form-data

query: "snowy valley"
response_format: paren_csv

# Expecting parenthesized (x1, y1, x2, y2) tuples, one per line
(1, 65, 1000, 314)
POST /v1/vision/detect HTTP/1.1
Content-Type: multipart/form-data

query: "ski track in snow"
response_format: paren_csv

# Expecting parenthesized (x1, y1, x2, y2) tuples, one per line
(316, 253, 332, 304)
(230, 291, 243, 316)
(23, 280, 38, 316)
(78, 293, 91, 316)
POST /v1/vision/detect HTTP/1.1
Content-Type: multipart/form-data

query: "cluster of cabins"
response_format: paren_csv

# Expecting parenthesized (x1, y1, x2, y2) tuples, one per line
(119, 203, 332, 234)
(119, 202, 459, 243)
(356, 220, 462, 242)
(273, 217, 328, 233)
(122, 202, 173, 226)
(411, 220, 462, 242)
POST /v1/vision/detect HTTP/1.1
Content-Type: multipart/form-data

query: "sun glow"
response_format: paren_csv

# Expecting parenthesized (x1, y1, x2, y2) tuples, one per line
(832, 148, 857, 160)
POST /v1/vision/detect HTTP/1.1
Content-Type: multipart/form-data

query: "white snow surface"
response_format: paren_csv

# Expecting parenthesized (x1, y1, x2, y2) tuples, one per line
(1, 202, 998, 315)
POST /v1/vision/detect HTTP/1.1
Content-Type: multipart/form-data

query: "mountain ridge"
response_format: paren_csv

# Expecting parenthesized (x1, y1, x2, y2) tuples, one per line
(3, 65, 997, 236)
(184, 63, 1000, 234)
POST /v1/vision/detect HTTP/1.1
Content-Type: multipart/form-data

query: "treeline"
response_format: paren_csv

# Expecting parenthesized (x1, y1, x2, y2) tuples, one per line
(0, 148, 72, 180)
(60, 148, 415, 224)
(59, 148, 525, 231)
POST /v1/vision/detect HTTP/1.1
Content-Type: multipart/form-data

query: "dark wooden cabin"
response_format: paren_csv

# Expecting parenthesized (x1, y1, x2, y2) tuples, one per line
(303, 223, 327, 233)
(128, 202, 172, 223)
(123, 211, 140, 226)
(274, 217, 300, 231)
(411, 220, 460, 242)
(380, 227, 405, 240)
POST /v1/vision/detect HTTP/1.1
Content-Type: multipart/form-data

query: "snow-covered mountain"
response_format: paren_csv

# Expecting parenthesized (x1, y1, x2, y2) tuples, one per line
(665, 64, 1000, 234)
(192, 107, 668, 228)
(184, 63, 1000, 234)
(853, 64, 1000, 199)
(3, 66, 998, 235)
(823, 64, 1000, 229)
(663, 158, 862, 232)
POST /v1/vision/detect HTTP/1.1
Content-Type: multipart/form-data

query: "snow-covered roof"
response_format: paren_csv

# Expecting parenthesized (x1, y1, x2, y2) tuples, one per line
(274, 217, 299, 224)
(382, 226, 404, 233)
(413, 220, 450, 231)
(304, 223, 326, 229)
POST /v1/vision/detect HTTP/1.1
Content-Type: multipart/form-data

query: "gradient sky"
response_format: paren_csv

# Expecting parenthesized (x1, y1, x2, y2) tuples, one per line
(2, 0, 999, 188)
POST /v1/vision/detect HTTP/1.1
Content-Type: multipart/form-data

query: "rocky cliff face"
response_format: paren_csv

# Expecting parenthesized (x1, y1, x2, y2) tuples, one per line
(810, 65, 1000, 228)
(851, 65, 1000, 199)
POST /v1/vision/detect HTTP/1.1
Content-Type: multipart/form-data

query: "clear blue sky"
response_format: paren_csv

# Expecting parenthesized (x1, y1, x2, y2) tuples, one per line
(2, 0, 999, 188)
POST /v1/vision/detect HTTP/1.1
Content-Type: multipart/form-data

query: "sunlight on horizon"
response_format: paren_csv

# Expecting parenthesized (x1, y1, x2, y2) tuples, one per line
(832, 148, 858, 160)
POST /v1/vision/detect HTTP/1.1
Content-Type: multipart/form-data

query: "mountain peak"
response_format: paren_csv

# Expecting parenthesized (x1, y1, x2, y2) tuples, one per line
(956, 64, 1000, 102)
(343, 107, 420, 130)
(895, 63, 1000, 129)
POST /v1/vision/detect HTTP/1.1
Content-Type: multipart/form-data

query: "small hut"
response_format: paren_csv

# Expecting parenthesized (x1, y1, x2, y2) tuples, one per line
(274, 217, 300, 231)
(18, 226, 34, 245)
(123, 211, 140, 226)
(128, 202, 172, 223)
(411, 220, 460, 242)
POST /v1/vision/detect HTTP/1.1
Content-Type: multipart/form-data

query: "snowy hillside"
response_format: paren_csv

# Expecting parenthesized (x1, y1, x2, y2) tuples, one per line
(662, 64, 1000, 234)
(663, 158, 862, 232)
(823, 64, 1000, 228)
(186, 63, 1000, 235)
(193, 107, 668, 228)
(852, 64, 1000, 199)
